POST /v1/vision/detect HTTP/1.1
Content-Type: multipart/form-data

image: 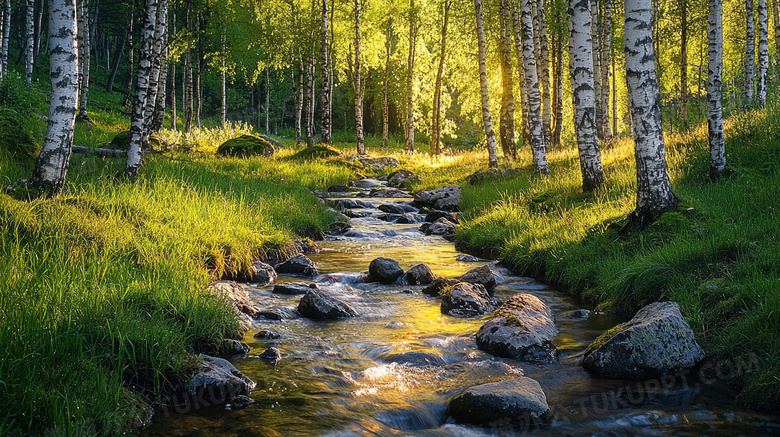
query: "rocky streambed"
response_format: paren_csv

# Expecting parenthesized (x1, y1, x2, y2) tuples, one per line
(144, 174, 780, 436)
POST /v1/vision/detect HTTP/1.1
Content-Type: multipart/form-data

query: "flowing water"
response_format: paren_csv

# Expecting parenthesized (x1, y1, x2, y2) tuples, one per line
(144, 185, 780, 436)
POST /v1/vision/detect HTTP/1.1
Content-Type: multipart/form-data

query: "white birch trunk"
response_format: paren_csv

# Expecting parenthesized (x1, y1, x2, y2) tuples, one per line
(600, 0, 613, 138)
(511, 0, 531, 148)
(590, 0, 604, 141)
(538, 0, 552, 147)
(320, 0, 331, 143)
(757, 0, 769, 106)
(78, 0, 89, 116)
(25, 0, 34, 83)
(474, 0, 498, 168)
(499, 0, 516, 160)
(125, 0, 158, 177)
(143, 0, 166, 131)
(744, 0, 755, 104)
(708, 0, 726, 178)
(1, 0, 10, 78)
(518, 0, 549, 174)
(569, 0, 605, 191)
(29, 0, 78, 197)
(624, 0, 678, 229)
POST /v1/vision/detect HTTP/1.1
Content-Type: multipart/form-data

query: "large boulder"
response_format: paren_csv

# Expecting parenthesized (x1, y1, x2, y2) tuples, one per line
(368, 257, 404, 284)
(187, 355, 256, 405)
(425, 217, 458, 239)
(274, 254, 319, 277)
(460, 264, 497, 295)
(413, 185, 462, 211)
(397, 213, 421, 224)
(447, 378, 551, 427)
(582, 301, 705, 380)
(251, 261, 277, 285)
(273, 282, 318, 295)
(441, 283, 494, 317)
(297, 288, 358, 319)
(476, 293, 559, 363)
(216, 134, 275, 157)
(387, 169, 418, 188)
(404, 263, 436, 285)
(258, 133, 282, 149)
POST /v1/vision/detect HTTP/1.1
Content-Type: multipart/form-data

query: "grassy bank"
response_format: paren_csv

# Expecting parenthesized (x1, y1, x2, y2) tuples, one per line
(451, 104, 780, 409)
(0, 79, 354, 435)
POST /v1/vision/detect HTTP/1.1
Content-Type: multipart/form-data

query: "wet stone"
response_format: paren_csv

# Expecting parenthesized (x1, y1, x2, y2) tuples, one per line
(251, 261, 277, 285)
(421, 277, 460, 297)
(441, 283, 494, 317)
(368, 257, 405, 284)
(259, 347, 282, 363)
(404, 263, 436, 285)
(383, 350, 446, 367)
(254, 330, 282, 340)
(221, 339, 250, 355)
(425, 210, 460, 224)
(447, 377, 551, 427)
(396, 213, 421, 224)
(460, 264, 497, 295)
(273, 282, 318, 295)
(456, 254, 480, 262)
(274, 254, 319, 277)
(297, 288, 358, 319)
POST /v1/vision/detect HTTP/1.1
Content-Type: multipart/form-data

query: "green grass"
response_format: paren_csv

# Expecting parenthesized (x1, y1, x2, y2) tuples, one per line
(452, 101, 780, 410)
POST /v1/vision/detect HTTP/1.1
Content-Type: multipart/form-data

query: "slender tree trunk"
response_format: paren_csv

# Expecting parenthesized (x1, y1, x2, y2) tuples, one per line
(612, 41, 617, 135)
(143, 0, 166, 133)
(405, 0, 416, 152)
(757, 0, 769, 106)
(590, 0, 605, 141)
(184, 1, 193, 131)
(709, 0, 726, 178)
(517, 0, 549, 173)
(382, 17, 393, 149)
(550, 0, 564, 146)
(431, 2, 450, 155)
(220, 29, 226, 125)
(295, 57, 303, 146)
(125, 0, 159, 177)
(599, 0, 612, 138)
(624, 0, 679, 230)
(306, 53, 315, 147)
(773, 0, 780, 67)
(679, 0, 688, 128)
(498, 0, 517, 160)
(29, 0, 78, 197)
(150, 2, 168, 133)
(320, 0, 331, 143)
(78, 0, 90, 117)
(196, 16, 202, 128)
(475, 0, 498, 168)
(537, 0, 552, 146)
(121, 0, 134, 106)
(265, 68, 270, 131)
(744, 0, 755, 105)
(33, 0, 44, 69)
(106, 34, 124, 92)
(354, 0, 365, 154)
(1, 0, 11, 78)
(511, 0, 531, 149)
(170, 7, 177, 131)
(569, 0, 605, 191)
(25, 0, 34, 83)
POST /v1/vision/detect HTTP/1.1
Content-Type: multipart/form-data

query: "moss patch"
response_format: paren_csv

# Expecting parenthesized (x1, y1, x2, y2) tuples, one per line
(216, 134, 275, 157)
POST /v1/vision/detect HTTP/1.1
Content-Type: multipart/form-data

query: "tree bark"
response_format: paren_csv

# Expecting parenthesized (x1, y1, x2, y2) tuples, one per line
(624, 0, 678, 230)
(537, 0, 552, 147)
(757, 0, 769, 106)
(679, 0, 688, 128)
(599, 0, 612, 138)
(517, 0, 549, 173)
(708, 0, 726, 178)
(354, 0, 365, 154)
(773, 0, 780, 67)
(474, 0, 498, 168)
(744, 0, 755, 105)
(77, 0, 90, 117)
(498, 0, 517, 160)
(306, 53, 315, 147)
(1, 0, 11, 78)
(184, 0, 193, 131)
(295, 56, 303, 146)
(29, 0, 78, 197)
(320, 0, 331, 143)
(195, 15, 202, 128)
(265, 68, 270, 132)
(511, 0, 530, 150)
(25, 0, 34, 83)
(150, 3, 168, 134)
(170, 7, 177, 131)
(431, 2, 450, 155)
(405, 0, 416, 152)
(106, 34, 125, 92)
(121, 0, 134, 106)
(382, 17, 393, 149)
(569, 0, 605, 191)
(220, 29, 226, 125)
(143, 0, 166, 133)
(125, 0, 159, 177)
(590, 0, 604, 141)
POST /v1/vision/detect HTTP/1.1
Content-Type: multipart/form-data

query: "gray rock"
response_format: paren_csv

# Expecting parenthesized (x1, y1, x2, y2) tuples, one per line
(355, 156, 401, 171)
(256, 308, 293, 320)
(377, 213, 402, 222)
(254, 330, 282, 339)
(188, 355, 256, 405)
(405, 263, 436, 285)
(383, 350, 446, 367)
(369, 257, 404, 284)
(460, 264, 497, 295)
(378, 203, 407, 214)
(251, 261, 277, 285)
(441, 283, 494, 317)
(413, 185, 462, 211)
(476, 293, 559, 363)
(274, 254, 319, 277)
(582, 301, 705, 380)
(297, 288, 358, 319)
(221, 339, 250, 355)
(397, 213, 421, 224)
(208, 281, 261, 331)
(570, 309, 591, 319)
(456, 254, 480, 262)
(425, 210, 460, 224)
(387, 169, 417, 188)
(258, 134, 282, 149)
(352, 178, 384, 189)
(259, 347, 282, 363)
(421, 277, 460, 297)
(370, 188, 413, 198)
(273, 282, 318, 295)
(447, 378, 551, 427)
(426, 217, 458, 238)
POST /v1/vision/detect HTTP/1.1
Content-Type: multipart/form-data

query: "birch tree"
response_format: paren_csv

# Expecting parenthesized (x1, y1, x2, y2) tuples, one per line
(624, 0, 678, 229)
(569, 0, 605, 191)
(744, 0, 755, 105)
(474, 0, 498, 169)
(756, 0, 769, 106)
(517, 0, 550, 174)
(431, 1, 450, 156)
(537, 0, 553, 146)
(29, 0, 78, 197)
(76, 0, 90, 118)
(709, 0, 726, 178)
(1, 0, 10, 78)
(590, 0, 604, 140)
(598, 0, 612, 138)
(498, 0, 517, 160)
(320, 0, 331, 143)
(25, 0, 34, 83)
(125, 0, 159, 178)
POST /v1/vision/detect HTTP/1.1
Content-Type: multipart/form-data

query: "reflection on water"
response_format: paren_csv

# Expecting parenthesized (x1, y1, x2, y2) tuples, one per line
(144, 198, 780, 436)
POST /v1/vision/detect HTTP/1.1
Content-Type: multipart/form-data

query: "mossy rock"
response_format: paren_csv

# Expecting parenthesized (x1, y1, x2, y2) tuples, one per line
(288, 145, 340, 160)
(216, 134, 275, 157)
(107, 131, 166, 151)
(0, 107, 39, 165)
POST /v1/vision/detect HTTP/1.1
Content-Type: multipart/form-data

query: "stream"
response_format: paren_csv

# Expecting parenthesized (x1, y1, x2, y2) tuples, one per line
(144, 181, 780, 436)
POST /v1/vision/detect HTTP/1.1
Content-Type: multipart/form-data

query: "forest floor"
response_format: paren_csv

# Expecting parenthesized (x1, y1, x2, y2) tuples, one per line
(1, 73, 779, 435)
